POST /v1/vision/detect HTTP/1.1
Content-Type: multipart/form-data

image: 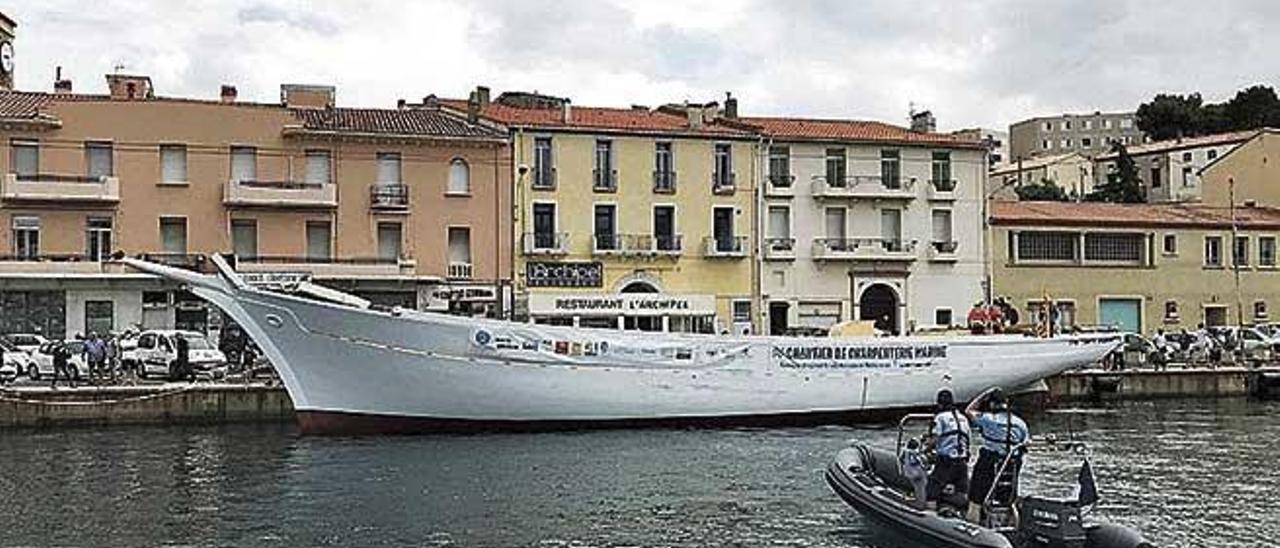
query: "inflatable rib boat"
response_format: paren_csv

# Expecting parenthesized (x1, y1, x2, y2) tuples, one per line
(825, 443, 1153, 548)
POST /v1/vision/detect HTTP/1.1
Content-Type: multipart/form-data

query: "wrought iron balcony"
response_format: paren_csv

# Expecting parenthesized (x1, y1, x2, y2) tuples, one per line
(929, 240, 960, 261)
(447, 262, 473, 279)
(928, 178, 957, 200)
(811, 237, 917, 261)
(370, 184, 410, 210)
(810, 175, 916, 200)
(763, 237, 796, 260)
(704, 236, 747, 258)
(712, 172, 736, 194)
(653, 170, 677, 193)
(531, 167, 557, 190)
(522, 232, 569, 255)
(593, 168, 618, 192)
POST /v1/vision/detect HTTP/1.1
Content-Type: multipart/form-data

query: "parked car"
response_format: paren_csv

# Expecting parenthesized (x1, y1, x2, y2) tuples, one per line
(1, 338, 35, 378)
(0, 359, 16, 385)
(134, 330, 228, 381)
(1208, 326, 1275, 361)
(27, 341, 91, 381)
(4, 333, 49, 355)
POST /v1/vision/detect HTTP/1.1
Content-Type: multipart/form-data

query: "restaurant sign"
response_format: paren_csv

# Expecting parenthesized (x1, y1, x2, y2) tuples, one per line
(525, 261, 604, 288)
(528, 293, 717, 317)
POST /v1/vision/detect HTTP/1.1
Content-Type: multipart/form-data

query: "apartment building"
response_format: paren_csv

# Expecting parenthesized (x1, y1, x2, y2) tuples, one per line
(1200, 129, 1280, 207)
(991, 201, 1280, 334)
(444, 89, 759, 333)
(0, 75, 510, 339)
(741, 117, 987, 335)
(952, 127, 1008, 166)
(1093, 130, 1256, 203)
(987, 152, 1094, 200)
(1009, 112, 1145, 161)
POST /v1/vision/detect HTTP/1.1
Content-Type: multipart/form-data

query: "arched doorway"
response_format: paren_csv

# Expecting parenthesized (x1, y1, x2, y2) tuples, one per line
(620, 281, 659, 294)
(620, 281, 661, 331)
(859, 284, 899, 335)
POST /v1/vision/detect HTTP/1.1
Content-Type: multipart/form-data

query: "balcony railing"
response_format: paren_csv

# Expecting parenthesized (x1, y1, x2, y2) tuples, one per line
(928, 178, 957, 200)
(522, 232, 569, 255)
(593, 233, 624, 255)
(812, 238, 917, 261)
(371, 184, 410, 210)
(2, 173, 121, 203)
(929, 240, 959, 261)
(235, 255, 416, 279)
(810, 175, 915, 200)
(712, 172, 736, 194)
(447, 262, 473, 279)
(763, 237, 796, 260)
(224, 179, 337, 208)
(531, 168, 557, 190)
(653, 234, 682, 255)
(593, 168, 618, 192)
(0, 252, 130, 275)
(653, 170, 677, 193)
(704, 235, 747, 258)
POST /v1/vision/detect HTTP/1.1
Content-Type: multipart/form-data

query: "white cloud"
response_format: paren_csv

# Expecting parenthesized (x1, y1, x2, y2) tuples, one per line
(4, 0, 1279, 132)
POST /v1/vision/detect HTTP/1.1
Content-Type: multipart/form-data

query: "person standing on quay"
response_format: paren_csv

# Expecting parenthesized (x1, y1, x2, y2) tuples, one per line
(83, 332, 107, 385)
(174, 334, 192, 382)
(49, 341, 75, 389)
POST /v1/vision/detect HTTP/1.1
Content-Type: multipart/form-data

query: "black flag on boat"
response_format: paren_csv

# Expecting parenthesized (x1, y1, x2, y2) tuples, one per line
(1077, 458, 1098, 507)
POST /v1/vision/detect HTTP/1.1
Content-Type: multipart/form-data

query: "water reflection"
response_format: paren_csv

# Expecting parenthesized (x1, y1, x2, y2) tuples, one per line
(0, 399, 1274, 547)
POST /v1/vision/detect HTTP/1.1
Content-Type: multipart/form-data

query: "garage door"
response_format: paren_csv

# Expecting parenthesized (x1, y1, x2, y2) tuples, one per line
(1099, 298, 1142, 333)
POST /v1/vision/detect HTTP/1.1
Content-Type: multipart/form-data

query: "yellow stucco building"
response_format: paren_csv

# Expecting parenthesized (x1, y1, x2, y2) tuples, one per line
(1199, 128, 1280, 207)
(991, 200, 1280, 334)
(447, 90, 759, 333)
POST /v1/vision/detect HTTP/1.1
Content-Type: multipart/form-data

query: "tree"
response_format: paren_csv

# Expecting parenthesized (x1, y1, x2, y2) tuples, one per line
(1135, 93, 1205, 140)
(1224, 85, 1280, 130)
(1086, 143, 1144, 203)
(1015, 179, 1069, 202)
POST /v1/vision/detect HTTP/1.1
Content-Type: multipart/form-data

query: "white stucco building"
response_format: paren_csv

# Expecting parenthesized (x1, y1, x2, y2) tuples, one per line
(739, 117, 988, 335)
(1093, 130, 1257, 203)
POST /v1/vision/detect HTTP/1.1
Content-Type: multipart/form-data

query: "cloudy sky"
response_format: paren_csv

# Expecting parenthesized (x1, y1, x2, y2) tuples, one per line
(7, 0, 1279, 131)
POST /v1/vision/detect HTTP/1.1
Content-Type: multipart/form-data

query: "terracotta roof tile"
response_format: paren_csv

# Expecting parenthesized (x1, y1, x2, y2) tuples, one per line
(0, 91, 56, 119)
(989, 152, 1085, 176)
(990, 200, 1280, 229)
(738, 116, 986, 149)
(1096, 129, 1260, 159)
(290, 107, 505, 139)
(442, 99, 752, 137)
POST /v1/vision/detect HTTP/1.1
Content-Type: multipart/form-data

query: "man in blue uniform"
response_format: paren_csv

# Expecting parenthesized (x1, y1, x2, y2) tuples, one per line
(966, 387, 1029, 522)
(926, 388, 971, 511)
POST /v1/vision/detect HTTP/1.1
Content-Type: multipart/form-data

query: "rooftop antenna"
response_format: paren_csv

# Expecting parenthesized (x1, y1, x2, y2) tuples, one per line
(113, 63, 126, 74)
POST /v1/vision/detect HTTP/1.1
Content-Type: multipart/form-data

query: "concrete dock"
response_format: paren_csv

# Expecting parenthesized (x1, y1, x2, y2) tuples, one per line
(1045, 366, 1280, 402)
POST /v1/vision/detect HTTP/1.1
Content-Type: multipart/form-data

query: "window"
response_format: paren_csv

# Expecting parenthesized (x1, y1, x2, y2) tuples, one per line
(826, 148, 847, 187)
(1084, 233, 1144, 263)
(230, 146, 257, 182)
(159, 217, 187, 254)
(594, 140, 615, 191)
(880, 149, 901, 189)
(1060, 138, 1072, 148)
(85, 141, 113, 178)
(1042, 140, 1051, 150)
(594, 204, 617, 251)
(713, 206, 736, 252)
(1182, 167, 1193, 187)
(1083, 119, 1093, 130)
(1163, 234, 1177, 255)
(376, 152, 401, 185)
(1017, 231, 1077, 262)
(1208, 149, 1218, 160)
(654, 205, 677, 251)
(448, 227, 471, 272)
(12, 216, 39, 259)
(654, 142, 675, 191)
(1164, 300, 1179, 322)
(767, 206, 791, 240)
(930, 151, 951, 189)
(1061, 121, 1071, 131)
(881, 208, 903, 250)
(448, 158, 470, 194)
(11, 139, 38, 176)
(825, 208, 847, 240)
(305, 149, 331, 185)
(1120, 118, 1134, 129)
(1261, 237, 1276, 267)
(377, 222, 402, 261)
(931, 209, 953, 246)
(1081, 137, 1092, 148)
(1204, 235, 1223, 267)
(84, 301, 114, 336)
(768, 146, 791, 187)
(713, 143, 733, 188)
(1103, 119, 1113, 129)
(1150, 166, 1161, 188)
(160, 145, 187, 183)
(85, 217, 112, 261)
(1043, 122, 1052, 131)
(532, 203, 557, 249)
(305, 221, 331, 260)
(935, 308, 953, 327)
(1255, 301, 1269, 321)
(533, 137, 555, 188)
(231, 219, 258, 259)
(1181, 152, 1192, 162)
(1234, 236, 1250, 267)
(732, 301, 752, 323)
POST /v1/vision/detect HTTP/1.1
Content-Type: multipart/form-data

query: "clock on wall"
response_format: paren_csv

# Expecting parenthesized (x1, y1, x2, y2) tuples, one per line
(0, 41, 13, 75)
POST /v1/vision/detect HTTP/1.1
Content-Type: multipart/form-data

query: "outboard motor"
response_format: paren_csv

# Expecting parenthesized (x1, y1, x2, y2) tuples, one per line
(1017, 496, 1086, 548)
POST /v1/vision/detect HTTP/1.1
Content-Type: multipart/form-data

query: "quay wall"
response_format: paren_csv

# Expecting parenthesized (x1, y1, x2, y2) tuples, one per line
(0, 384, 294, 429)
(1044, 367, 1270, 402)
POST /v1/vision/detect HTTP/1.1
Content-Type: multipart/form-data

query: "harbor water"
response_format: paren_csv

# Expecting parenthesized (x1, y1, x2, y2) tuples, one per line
(1, 398, 1275, 547)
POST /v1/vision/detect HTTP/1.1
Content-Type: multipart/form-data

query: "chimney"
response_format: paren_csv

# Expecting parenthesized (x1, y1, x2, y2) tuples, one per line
(396, 98, 406, 110)
(724, 91, 738, 119)
(561, 99, 572, 123)
(686, 102, 703, 128)
(466, 90, 480, 124)
(105, 73, 154, 101)
(475, 85, 491, 107)
(53, 66, 72, 93)
(910, 110, 936, 133)
(280, 84, 335, 109)
(220, 84, 237, 103)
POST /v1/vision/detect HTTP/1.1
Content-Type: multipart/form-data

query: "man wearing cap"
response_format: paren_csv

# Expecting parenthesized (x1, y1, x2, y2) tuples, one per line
(926, 388, 972, 511)
(966, 387, 1030, 522)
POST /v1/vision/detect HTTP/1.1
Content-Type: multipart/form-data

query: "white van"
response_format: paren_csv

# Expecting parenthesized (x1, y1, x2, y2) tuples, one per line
(134, 330, 228, 381)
